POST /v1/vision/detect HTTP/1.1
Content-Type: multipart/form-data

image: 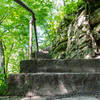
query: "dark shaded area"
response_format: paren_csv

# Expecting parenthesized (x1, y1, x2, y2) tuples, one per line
(32, 52, 52, 60)
(84, 0, 100, 12)
(20, 59, 100, 73)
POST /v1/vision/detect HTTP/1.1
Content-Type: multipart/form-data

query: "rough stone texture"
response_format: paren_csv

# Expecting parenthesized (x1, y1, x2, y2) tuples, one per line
(20, 59, 100, 73)
(90, 8, 100, 26)
(8, 73, 100, 96)
(52, 7, 100, 59)
(0, 96, 100, 100)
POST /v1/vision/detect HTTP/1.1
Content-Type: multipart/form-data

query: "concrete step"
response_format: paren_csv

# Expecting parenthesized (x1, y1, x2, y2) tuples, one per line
(20, 59, 100, 73)
(0, 96, 100, 100)
(8, 73, 100, 96)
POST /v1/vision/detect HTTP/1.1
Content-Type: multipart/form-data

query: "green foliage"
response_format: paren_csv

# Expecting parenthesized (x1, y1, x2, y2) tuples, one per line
(64, 0, 83, 14)
(0, 68, 7, 96)
(0, 0, 53, 74)
(44, 0, 84, 47)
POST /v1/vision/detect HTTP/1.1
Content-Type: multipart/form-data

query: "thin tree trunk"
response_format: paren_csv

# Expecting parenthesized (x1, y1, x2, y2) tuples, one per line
(29, 18, 33, 60)
(63, 0, 65, 6)
(0, 40, 5, 74)
(5, 44, 14, 73)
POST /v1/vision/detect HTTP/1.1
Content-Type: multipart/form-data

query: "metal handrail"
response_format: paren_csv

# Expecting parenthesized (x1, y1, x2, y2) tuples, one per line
(14, 0, 39, 59)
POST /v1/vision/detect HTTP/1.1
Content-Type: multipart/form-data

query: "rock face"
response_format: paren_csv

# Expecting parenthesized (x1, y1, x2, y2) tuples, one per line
(52, 4, 100, 59)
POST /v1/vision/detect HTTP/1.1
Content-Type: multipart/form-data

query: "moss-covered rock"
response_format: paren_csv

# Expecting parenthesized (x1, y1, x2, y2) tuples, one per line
(51, 5, 100, 59)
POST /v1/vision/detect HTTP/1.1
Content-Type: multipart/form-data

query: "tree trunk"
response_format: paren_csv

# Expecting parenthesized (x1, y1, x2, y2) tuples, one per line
(29, 19, 33, 60)
(0, 40, 5, 73)
(63, 0, 65, 6)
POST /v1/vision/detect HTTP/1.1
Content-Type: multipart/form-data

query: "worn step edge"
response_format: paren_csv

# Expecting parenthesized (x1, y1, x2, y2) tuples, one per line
(20, 59, 100, 73)
(0, 96, 45, 100)
(0, 96, 100, 100)
(8, 72, 100, 75)
(0, 95, 100, 100)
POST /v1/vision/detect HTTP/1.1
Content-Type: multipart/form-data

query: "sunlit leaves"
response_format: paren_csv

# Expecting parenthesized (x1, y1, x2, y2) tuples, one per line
(44, 0, 83, 47)
(63, 0, 83, 14)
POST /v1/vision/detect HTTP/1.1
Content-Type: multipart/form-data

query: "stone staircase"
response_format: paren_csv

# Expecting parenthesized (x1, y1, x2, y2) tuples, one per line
(1, 59, 100, 100)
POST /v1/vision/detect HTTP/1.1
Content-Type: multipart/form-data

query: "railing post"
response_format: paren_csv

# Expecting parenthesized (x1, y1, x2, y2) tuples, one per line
(32, 15, 39, 60)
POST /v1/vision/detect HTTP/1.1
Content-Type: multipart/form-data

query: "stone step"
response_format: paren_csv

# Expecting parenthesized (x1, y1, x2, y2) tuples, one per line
(8, 73, 100, 96)
(0, 96, 100, 100)
(20, 59, 100, 73)
(32, 51, 52, 60)
(0, 96, 46, 100)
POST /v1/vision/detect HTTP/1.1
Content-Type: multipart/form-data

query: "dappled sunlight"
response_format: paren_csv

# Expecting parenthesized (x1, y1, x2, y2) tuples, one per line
(59, 80, 68, 94)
